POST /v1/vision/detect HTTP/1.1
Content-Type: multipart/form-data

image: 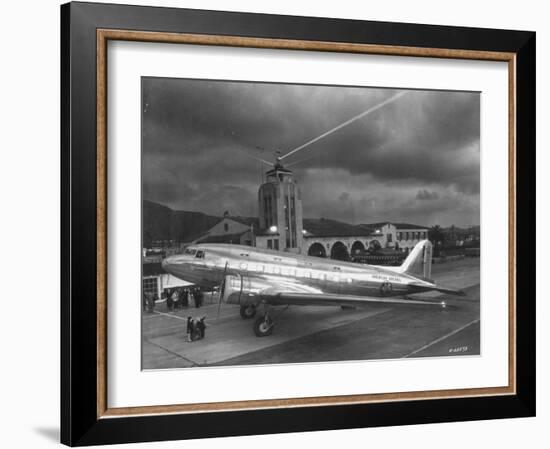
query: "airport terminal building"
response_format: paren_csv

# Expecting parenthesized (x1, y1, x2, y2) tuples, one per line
(193, 163, 428, 260)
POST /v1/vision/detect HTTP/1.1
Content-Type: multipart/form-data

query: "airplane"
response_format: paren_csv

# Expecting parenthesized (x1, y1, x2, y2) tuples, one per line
(161, 239, 465, 337)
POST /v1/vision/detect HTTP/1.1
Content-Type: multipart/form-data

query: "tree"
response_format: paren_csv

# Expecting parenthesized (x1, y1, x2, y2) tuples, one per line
(429, 225, 445, 249)
(143, 230, 153, 249)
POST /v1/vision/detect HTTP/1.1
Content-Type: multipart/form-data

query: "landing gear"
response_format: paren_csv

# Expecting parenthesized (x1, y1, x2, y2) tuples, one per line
(380, 282, 393, 297)
(251, 305, 288, 337)
(239, 304, 257, 319)
(340, 305, 356, 310)
(253, 314, 274, 337)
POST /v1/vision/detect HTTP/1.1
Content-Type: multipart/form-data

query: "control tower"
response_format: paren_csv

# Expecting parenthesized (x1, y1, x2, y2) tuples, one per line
(257, 161, 304, 253)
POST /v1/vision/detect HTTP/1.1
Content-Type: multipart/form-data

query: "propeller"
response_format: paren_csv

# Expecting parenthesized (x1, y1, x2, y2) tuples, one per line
(217, 261, 229, 319)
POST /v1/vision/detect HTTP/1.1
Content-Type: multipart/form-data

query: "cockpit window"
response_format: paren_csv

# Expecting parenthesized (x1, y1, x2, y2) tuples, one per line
(184, 248, 196, 255)
(195, 250, 205, 259)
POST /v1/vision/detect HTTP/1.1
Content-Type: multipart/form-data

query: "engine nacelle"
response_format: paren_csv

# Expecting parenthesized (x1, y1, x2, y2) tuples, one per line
(221, 274, 261, 306)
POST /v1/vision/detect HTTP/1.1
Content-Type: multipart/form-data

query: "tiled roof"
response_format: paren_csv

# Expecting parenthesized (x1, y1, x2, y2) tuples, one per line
(303, 218, 374, 238)
(393, 223, 428, 230)
(363, 222, 427, 230)
(196, 232, 248, 244)
(223, 216, 260, 227)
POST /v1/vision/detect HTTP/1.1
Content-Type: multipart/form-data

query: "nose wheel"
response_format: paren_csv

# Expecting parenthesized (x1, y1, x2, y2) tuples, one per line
(239, 305, 257, 319)
(253, 314, 274, 337)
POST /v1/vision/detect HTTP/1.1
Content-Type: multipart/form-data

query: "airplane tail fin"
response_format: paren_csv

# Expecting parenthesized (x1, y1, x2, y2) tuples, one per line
(397, 239, 433, 281)
(397, 240, 466, 296)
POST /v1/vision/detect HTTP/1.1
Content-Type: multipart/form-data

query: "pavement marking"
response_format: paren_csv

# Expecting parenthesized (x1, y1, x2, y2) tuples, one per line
(145, 339, 199, 366)
(152, 310, 190, 321)
(402, 318, 480, 358)
(142, 313, 164, 320)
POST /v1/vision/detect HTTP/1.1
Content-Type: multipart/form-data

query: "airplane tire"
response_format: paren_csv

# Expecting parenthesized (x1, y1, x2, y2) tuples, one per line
(240, 305, 257, 319)
(253, 315, 273, 337)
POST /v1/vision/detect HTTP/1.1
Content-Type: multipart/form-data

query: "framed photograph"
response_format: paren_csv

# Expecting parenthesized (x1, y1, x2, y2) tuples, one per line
(61, 2, 535, 446)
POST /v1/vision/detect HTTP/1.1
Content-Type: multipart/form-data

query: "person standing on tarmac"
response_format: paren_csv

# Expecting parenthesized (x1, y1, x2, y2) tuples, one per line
(197, 317, 206, 339)
(193, 288, 200, 308)
(186, 316, 193, 342)
(146, 292, 155, 313)
(166, 289, 173, 311)
(181, 288, 189, 307)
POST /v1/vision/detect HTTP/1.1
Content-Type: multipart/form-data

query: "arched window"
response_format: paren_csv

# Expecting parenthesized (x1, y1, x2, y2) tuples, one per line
(308, 242, 327, 258)
(351, 241, 365, 254)
(330, 242, 350, 261)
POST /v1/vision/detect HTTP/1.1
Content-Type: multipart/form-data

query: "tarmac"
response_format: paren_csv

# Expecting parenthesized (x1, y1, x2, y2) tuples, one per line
(142, 257, 480, 369)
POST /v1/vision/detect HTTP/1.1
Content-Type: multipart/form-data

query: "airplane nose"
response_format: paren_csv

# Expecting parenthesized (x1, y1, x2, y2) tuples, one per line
(162, 254, 190, 273)
(161, 255, 179, 273)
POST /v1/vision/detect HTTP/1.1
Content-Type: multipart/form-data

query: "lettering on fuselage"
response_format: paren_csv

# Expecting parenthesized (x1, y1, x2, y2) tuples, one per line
(372, 273, 402, 283)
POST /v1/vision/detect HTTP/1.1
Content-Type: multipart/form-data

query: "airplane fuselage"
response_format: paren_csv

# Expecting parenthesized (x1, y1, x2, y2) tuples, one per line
(162, 243, 435, 303)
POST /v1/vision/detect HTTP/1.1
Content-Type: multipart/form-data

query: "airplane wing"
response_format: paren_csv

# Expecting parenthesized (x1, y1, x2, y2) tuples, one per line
(222, 274, 446, 308)
(262, 291, 446, 308)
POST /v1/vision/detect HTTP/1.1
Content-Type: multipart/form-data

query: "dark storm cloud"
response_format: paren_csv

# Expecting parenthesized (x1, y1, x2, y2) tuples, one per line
(416, 189, 440, 201)
(142, 78, 480, 226)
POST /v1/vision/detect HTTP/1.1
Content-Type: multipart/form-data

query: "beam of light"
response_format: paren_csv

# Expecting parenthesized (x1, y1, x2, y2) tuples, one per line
(235, 146, 275, 166)
(246, 154, 275, 166)
(280, 91, 408, 161)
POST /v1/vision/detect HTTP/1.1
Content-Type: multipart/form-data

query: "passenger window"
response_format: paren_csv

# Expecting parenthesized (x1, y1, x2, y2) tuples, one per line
(195, 250, 204, 259)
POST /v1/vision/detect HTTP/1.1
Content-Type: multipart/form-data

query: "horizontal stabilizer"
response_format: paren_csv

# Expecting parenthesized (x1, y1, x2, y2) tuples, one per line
(409, 282, 466, 296)
(432, 286, 466, 296)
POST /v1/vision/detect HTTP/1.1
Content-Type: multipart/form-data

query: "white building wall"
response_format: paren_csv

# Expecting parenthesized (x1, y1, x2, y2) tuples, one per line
(206, 218, 251, 236)
(395, 228, 429, 251)
(302, 235, 386, 257)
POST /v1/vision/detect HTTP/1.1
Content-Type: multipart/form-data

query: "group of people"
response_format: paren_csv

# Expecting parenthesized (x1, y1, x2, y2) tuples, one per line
(143, 286, 206, 314)
(186, 316, 207, 342)
(165, 287, 204, 311)
(142, 291, 157, 313)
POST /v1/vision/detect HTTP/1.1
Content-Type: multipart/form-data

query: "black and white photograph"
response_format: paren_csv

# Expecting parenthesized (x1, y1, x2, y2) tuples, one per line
(141, 77, 481, 369)
(140, 78, 482, 370)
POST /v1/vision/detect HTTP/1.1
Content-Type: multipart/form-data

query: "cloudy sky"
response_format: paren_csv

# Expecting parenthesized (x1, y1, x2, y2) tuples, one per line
(142, 77, 480, 227)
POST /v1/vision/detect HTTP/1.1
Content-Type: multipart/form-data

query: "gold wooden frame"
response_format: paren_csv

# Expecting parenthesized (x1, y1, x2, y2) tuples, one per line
(96, 29, 516, 419)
